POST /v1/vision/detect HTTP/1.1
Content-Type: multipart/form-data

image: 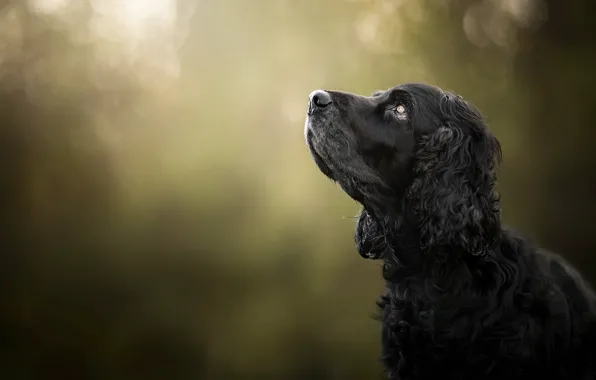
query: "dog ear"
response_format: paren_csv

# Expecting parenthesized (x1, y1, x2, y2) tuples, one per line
(406, 94, 502, 255)
(355, 209, 386, 259)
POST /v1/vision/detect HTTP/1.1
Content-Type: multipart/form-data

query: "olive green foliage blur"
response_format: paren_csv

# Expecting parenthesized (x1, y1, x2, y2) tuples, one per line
(0, 0, 595, 379)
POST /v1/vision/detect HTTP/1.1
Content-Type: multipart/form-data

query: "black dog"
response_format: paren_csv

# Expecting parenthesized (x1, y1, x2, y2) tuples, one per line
(304, 83, 596, 379)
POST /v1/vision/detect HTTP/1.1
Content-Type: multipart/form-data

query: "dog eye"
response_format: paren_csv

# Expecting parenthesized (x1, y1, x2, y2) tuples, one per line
(391, 104, 408, 121)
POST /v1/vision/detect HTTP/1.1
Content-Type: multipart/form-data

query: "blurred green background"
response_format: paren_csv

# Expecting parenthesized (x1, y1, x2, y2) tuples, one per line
(0, 0, 595, 379)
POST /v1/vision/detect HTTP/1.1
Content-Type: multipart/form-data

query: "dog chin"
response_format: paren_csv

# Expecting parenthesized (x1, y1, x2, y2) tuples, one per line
(305, 129, 336, 181)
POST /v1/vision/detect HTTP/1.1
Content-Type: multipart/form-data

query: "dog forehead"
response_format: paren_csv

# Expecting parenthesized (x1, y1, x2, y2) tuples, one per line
(370, 87, 409, 101)
(371, 86, 404, 96)
(372, 83, 436, 97)
(372, 83, 449, 101)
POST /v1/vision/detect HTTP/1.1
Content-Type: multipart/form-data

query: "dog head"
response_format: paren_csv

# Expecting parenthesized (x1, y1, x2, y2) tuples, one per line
(305, 83, 502, 257)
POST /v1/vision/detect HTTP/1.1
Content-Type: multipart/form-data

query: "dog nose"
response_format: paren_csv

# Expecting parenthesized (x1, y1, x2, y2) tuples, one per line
(309, 90, 332, 109)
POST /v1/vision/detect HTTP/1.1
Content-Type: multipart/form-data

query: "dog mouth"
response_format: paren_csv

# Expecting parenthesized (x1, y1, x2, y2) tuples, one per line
(306, 129, 335, 180)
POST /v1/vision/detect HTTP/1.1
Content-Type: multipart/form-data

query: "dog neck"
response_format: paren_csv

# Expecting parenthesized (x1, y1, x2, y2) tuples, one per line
(357, 205, 493, 296)
(356, 203, 421, 264)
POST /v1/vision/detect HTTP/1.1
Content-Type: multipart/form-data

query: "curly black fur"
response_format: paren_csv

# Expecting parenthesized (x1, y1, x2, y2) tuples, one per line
(305, 83, 596, 379)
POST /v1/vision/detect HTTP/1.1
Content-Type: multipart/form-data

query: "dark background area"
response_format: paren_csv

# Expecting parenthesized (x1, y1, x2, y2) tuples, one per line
(1, 0, 595, 379)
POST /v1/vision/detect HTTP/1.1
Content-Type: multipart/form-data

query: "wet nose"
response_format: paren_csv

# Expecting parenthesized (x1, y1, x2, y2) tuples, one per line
(309, 90, 332, 109)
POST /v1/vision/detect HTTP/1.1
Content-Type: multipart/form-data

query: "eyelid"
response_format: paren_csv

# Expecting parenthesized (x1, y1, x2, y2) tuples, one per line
(387, 103, 406, 112)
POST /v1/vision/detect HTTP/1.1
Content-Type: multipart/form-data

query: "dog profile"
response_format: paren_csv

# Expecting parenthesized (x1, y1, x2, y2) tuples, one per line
(304, 83, 596, 379)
